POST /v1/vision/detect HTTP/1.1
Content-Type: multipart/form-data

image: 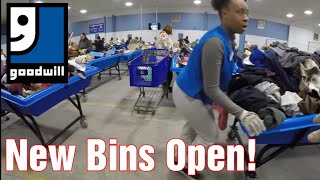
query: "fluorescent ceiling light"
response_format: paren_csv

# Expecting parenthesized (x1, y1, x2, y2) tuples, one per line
(194, 0, 201, 5)
(68, 6, 71, 10)
(125, 2, 133, 6)
(304, 10, 312, 15)
(318, 24, 320, 27)
(80, 9, 87, 14)
(35, 1, 43, 3)
(286, 13, 294, 18)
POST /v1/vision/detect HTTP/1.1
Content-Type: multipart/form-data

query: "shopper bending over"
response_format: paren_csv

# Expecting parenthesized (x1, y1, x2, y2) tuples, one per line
(78, 33, 92, 53)
(308, 115, 320, 143)
(156, 24, 180, 92)
(173, 0, 266, 178)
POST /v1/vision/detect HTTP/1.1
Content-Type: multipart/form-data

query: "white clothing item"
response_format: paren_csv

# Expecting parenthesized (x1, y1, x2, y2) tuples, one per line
(281, 91, 303, 116)
(281, 91, 303, 106)
(255, 81, 281, 102)
(243, 56, 255, 66)
(1, 54, 6, 61)
(68, 59, 86, 72)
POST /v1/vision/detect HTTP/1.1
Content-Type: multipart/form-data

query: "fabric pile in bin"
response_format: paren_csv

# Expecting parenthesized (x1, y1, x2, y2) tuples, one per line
(1, 55, 52, 97)
(228, 42, 320, 130)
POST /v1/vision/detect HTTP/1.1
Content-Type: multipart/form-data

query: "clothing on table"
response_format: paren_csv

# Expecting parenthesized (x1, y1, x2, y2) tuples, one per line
(78, 38, 92, 51)
(254, 81, 281, 102)
(228, 67, 276, 95)
(257, 107, 286, 130)
(271, 43, 311, 69)
(279, 49, 311, 69)
(299, 59, 320, 97)
(263, 48, 299, 92)
(312, 51, 320, 65)
(281, 91, 303, 117)
(1, 58, 6, 78)
(229, 86, 282, 113)
(298, 90, 320, 114)
(249, 49, 268, 67)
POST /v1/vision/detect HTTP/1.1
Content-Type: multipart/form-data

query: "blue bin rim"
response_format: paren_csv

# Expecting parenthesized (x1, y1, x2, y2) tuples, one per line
(129, 54, 168, 66)
(241, 114, 319, 137)
(171, 54, 183, 73)
(1, 65, 99, 107)
(86, 53, 123, 66)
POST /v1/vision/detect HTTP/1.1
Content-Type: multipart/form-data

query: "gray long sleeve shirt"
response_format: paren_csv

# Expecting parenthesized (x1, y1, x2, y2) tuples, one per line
(201, 37, 244, 118)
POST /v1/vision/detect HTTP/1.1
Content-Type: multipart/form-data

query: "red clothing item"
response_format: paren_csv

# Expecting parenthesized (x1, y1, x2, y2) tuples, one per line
(213, 103, 228, 130)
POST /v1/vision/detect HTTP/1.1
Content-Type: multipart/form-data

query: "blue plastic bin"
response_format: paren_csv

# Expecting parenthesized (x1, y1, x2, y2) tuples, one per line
(240, 114, 320, 144)
(90, 51, 105, 59)
(171, 55, 184, 74)
(86, 54, 122, 72)
(129, 53, 169, 87)
(1, 66, 99, 116)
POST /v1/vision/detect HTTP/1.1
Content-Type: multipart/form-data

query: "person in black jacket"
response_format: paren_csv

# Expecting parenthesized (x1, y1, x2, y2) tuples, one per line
(93, 35, 104, 52)
(78, 33, 92, 52)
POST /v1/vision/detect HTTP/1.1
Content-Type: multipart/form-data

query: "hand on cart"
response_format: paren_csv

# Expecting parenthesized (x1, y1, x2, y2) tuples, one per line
(308, 115, 320, 143)
(239, 110, 266, 136)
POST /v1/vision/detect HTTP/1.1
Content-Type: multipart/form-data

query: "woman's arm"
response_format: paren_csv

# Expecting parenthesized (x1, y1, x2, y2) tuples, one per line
(202, 37, 244, 118)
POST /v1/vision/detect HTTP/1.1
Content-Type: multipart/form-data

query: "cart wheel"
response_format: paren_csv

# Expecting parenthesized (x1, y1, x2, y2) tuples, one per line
(97, 75, 101, 80)
(137, 111, 140, 114)
(227, 130, 236, 140)
(82, 116, 86, 120)
(245, 172, 257, 179)
(152, 111, 155, 115)
(118, 76, 122, 80)
(142, 92, 145, 97)
(80, 120, 88, 128)
(82, 95, 87, 102)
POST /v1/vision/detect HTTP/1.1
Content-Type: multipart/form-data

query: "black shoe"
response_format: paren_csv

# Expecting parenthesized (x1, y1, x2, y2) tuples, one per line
(174, 161, 202, 180)
(178, 167, 202, 180)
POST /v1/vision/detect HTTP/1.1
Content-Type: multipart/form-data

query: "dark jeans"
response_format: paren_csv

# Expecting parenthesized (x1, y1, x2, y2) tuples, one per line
(167, 57, 173, 91)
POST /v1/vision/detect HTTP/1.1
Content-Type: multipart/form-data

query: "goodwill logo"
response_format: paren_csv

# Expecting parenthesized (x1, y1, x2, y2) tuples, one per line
(7, 3, 68, 83)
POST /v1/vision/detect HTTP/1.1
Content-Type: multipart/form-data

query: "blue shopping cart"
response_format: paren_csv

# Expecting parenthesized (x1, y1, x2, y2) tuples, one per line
(129, 49, 169, 114)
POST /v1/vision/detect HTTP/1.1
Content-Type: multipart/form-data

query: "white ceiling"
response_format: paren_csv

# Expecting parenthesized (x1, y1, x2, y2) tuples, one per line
(1, 0, 320, 32)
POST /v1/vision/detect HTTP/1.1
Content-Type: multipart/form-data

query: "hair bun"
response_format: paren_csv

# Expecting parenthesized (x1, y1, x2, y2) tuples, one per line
(211, 0, 229, 11)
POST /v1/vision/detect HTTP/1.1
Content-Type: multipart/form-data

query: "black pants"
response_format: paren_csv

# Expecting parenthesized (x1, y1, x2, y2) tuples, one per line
(167, 56, 173, 90)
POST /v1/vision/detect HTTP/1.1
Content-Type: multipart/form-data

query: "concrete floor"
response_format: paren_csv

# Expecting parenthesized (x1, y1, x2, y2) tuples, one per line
(1, 69, 320, 180)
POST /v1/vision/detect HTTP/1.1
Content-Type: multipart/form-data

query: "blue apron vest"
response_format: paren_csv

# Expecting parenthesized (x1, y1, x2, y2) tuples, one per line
(176, 26, 238, 104)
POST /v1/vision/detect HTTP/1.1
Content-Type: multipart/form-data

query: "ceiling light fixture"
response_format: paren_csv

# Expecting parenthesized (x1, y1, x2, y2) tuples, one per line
(304, 10, 312, 15)
(286, 13, 294, 18)
(125, 2, 133, 6)
(194, 0, 202, 5)
(35, 1, 43, 3)
(68, 6, 71, 10)
(318, 24, 320, 27)
(80, 9, 87, 14)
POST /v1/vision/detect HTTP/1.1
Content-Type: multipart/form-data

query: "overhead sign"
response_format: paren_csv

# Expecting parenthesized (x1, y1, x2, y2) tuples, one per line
(89, 23, 104, 33)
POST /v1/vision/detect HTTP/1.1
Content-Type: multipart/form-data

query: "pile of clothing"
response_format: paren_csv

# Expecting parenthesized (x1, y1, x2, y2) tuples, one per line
(228, 42, 320, 130)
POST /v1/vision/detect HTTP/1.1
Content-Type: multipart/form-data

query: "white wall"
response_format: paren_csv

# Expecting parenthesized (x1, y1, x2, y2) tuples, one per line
(245, 35, 288, 49)
(288, 25, 320, 53)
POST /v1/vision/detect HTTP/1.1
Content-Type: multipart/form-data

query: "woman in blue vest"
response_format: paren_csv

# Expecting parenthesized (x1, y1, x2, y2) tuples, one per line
(173, 0, 266, 178)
